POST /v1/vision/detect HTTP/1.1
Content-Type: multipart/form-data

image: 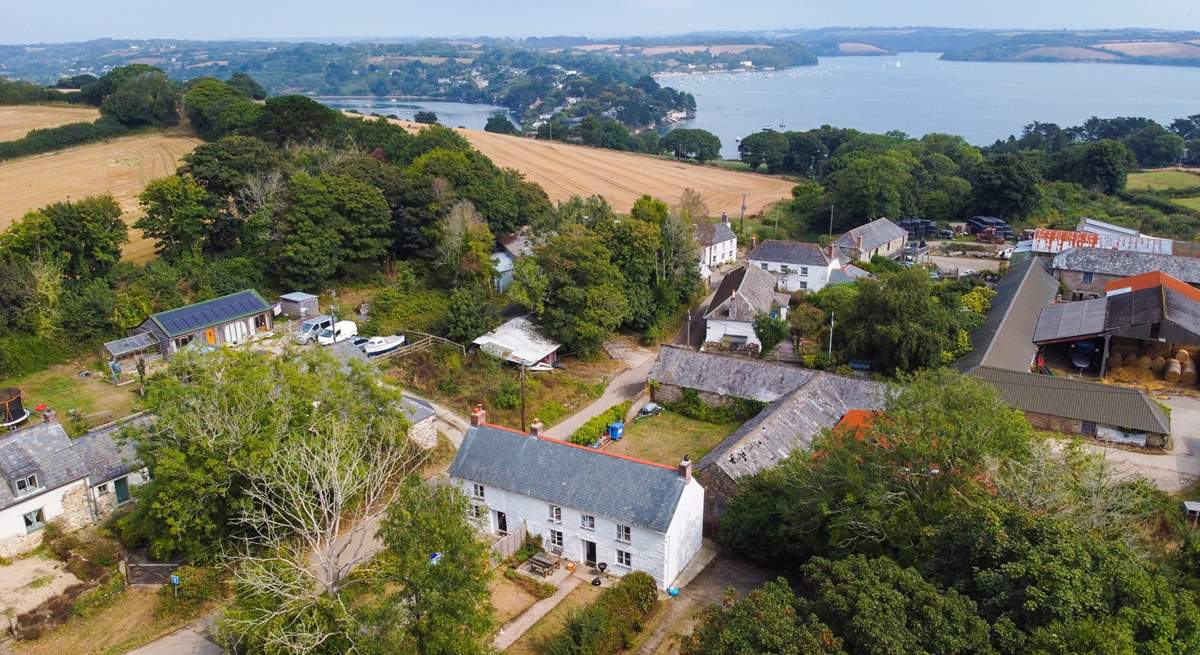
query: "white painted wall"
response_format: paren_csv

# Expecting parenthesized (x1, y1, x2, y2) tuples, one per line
(453, 477, 703, 589)
(0, 480, 84, 543)
(701, 238, 737, 268)
(705, 319, 760, 348)
(749, 258, 840, 293)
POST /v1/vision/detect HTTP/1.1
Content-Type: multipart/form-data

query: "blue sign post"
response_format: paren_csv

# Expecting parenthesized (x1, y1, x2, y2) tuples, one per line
(170, 574, 180, 598)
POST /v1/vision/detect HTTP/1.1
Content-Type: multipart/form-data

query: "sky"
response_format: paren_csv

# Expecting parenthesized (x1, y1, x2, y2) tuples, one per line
(3, 0, 1200, 44)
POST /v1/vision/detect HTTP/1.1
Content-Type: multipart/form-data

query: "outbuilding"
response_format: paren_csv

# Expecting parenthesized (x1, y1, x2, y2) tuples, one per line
(278, 292, 319, 320)
(131, 289, 274, 359)
(473, 316, 560, 370)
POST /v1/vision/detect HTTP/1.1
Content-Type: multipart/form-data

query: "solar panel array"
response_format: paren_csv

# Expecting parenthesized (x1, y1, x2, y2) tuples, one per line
(152, 290, 269, 337)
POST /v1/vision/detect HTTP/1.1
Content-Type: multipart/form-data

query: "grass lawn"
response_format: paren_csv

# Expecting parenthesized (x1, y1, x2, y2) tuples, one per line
(1172, 196, 1200, 211)
(504, 582, 603, 655)
(0, 359, 139, 431)
(490, 570, 539, 627)
(1126, 170, 1200, 192)
(606, 411, 740, 466)
(387, 346, 619, 429)
(12, 587, 212, 655)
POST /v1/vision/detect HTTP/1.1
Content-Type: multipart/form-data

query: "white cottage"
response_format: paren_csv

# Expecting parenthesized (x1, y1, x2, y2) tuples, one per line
(695, 219, 738, 270)
(703, 264, 790, 351)
(747, 239, 840, 293)
(448, 418, 704, 590)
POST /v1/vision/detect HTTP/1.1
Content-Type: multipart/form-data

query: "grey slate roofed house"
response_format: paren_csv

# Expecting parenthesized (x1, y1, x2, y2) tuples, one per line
(70, 414, 151, 485)
(449, 424, 688, 533)
(703, 264, 789, 322)
(695, 221, 736, 248)
(746, 240, 829, 267)
(649, 346, 815, 402)
(827, 264, 872, 286)
(833, 218, 908, 260)
(0, 423, 87, 512)
(955, 259, 1058, 373)
(1053, 248, 1200, 286)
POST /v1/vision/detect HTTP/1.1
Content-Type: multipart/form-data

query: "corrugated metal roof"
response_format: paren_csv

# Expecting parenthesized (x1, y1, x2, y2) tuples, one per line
(747, 240, 828, 267)
(649, 347, 815, 402)
(968, 367, 1170, 435)
(956, 259, 1058, 373)
(473, 316, 560, 366)
(1033, 298, 1108, 344)
(1032, 229, 1099, 254)
(150, 290, 271, 338)
(449, 424, 689, 533)
(279, 292, 317, 302)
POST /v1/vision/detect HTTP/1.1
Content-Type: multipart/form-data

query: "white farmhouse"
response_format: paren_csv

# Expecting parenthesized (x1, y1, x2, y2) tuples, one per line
(702, 264, 790, 351)
(747, 240, 840, 292)
(448, 417, 704, 590)
(0, 415, 149, 557)
(694, 219, 738, 270)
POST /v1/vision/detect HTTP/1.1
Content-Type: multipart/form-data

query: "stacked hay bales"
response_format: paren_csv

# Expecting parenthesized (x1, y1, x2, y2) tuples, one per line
(1103, 341, 1200, 388)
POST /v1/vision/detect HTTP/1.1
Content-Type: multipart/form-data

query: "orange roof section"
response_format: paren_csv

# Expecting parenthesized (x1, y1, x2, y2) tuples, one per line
(1105, 271, 1200, 304)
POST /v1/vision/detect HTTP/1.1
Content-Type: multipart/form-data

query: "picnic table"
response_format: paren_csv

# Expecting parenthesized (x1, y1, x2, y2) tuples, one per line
(529, 551, 561, 577)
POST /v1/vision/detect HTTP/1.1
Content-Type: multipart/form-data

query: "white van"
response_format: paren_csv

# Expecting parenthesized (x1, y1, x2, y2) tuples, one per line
(296, 315, 333, 344)
(318, 320, 359, 346)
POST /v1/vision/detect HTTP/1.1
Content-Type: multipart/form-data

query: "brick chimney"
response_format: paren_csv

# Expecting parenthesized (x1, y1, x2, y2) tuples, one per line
(826, 244, 834, 260)
(470, 404, 486, 427)
(679, 455, 693, 481)
(854, 234, 864, 251)
(722, 211, 730, 224)
(530, 418, 544, 437)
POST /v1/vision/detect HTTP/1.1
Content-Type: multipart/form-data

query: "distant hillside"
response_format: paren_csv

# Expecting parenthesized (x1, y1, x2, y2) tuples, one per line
(940, 28, 1200, 66)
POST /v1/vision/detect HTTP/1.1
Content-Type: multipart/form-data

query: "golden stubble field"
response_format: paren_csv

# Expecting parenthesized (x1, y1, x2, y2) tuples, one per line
(383, 117, 795, 216)
(0, 105, 100, 141)
(0, 132, 200, 261)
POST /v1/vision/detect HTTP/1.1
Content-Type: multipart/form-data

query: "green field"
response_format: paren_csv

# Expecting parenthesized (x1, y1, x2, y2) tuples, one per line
(606, 410, 739, 466)
(1172, 196, 1200, 211)
(1126, 170, 1200, 192)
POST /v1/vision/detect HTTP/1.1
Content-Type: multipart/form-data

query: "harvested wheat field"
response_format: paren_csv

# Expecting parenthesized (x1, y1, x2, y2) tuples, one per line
(0, 132, 200, 261)
(0, 105, 100, 141)
(384, 118, 795, 216)
(1097, 41, 1200, 58)
(1016, 46, 1120, 61)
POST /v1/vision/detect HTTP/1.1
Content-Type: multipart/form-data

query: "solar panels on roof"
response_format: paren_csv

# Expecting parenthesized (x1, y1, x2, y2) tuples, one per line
(150, 290, 270, 337)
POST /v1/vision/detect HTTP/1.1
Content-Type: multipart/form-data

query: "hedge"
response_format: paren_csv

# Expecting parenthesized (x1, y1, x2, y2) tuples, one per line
(0, 118, 129, 162)
(540, 571, 659, 655)
(665, 388, 764, 424)
(569, 401, 631, 446)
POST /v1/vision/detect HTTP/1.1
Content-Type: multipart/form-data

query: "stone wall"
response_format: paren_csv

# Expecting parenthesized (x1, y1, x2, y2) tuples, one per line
(651, 383, 734, 409)
(1055, 269, 1120, 299)
(696, 465, 739, 534)
(409, 416, 438, 450)
(0, 481, 93, 558)
(1025, 411, 1085, 435)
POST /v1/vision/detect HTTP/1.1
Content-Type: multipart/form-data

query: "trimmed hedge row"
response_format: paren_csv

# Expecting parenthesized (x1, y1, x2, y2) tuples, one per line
(569, 401, 631, 446)
(541, 571, 659, 655)
(0, 118, 129, 162)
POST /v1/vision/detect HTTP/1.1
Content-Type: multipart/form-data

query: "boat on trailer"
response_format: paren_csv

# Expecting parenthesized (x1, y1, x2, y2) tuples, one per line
(362, 335, 406, 358)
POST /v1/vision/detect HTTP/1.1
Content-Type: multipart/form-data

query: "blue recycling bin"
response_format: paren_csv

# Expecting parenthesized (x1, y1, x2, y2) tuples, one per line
(608, 422, 624, 441)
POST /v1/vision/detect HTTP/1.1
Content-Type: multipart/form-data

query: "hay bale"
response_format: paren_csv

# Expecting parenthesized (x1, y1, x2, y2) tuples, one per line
(1138, 356, 1153, 369)
(1152, 356, 1167, 373)
(1166, 359, 1182, 382)
(1147, 342, 1170, 358)
(1185, 361, 1198, 386)
(1178, 349, 1192, 363)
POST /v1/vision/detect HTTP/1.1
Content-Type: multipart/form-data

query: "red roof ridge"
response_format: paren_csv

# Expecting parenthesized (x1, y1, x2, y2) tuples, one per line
(477, 421, 678, 472)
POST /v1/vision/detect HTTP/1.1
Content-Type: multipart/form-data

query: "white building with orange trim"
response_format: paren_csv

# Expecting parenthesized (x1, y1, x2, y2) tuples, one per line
(448, 412, 704, 590)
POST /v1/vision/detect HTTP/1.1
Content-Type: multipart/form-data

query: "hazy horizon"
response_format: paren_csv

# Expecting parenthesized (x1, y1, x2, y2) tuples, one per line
(3, 0, 1199, 45)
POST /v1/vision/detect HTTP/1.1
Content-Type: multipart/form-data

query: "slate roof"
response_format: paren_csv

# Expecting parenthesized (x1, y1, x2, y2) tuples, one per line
(1033, 298, 1109, 343)
(827, 264, 872, 286)
(498, 231, 534, 258)
(149, 290, 271, 338)
(1052, 248, 1200, 285)
(401, 395, 436, 425)
(703, 265, 789, 323)
(695, 221, 736, 248)
(72, 414, 151, 484)
(747, 240, 828, 267)
(956, 259, 1058, 373)
(649, 347, 816, 402)
(0, 422, 85, 511)
(968, 367, 1170, 435)
(698, 373, 887, 480)
(833, 218, 907, 253)
(449, 424, 689, 533)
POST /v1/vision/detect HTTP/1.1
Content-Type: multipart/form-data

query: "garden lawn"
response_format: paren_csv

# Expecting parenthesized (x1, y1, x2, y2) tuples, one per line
(504, 582, 603, 655)
(606, 410, 740, 467)
(0, 359, 139, 430)
(490, 570, 538, 627)
(1126, 170, 1200, 191)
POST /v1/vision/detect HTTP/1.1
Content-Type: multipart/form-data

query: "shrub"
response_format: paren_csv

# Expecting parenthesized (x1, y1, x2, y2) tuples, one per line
(540, 572, 660, 655)
(0, 333, 77, 378)
(665, 388, 764, 424)
(504, 568, 556, 599)
(72, 571, 125, 618)
(513, 533, 544, 563)
(157, 565, 227, 616)
(570, 401, 631, 446)
(0, 119, 129, 162)
(493, 378, 521, 410)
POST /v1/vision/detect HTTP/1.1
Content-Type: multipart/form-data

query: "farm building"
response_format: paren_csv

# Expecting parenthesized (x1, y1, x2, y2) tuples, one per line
(401, 395, 437, 449)
(130, 289, 274, 359)
(1052, 247, 1200, 299)
(449, 417, 704, 590)
(703, 264, 789, 351)
(747, 240, 839, 292)
(833, 217, 908, 262)
(0, 414, 150, 557)
(473, 316, 560, 370)
(955, 258, 1059, 374)
(278, 292, 319, 319)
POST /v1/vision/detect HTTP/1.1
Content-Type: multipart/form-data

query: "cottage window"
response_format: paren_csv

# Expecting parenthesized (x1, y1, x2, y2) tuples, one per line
(616, 524, 631, 543)
(616, 549, 632, 568)
(581, 514, 595, 531)
(780, 265, 790, 274)
(472, 484, 485, 499)
(1082, 272, 1094, 284)
(760, 262, 769, 270)
(799, 266, 808, 276)
(548, 505, 562, 524)
(13, 473, 38, 496)
(549, 529, 564, 549)
(96, 483, 109, 495)
(23, 508, 45, 533)
(798, 281, 808, 291)
(469, 504, 484, 520)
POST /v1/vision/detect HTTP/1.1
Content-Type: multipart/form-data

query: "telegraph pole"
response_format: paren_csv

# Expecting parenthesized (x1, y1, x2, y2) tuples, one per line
(828, 310, 834, 358)
(740, 193, 747, 233)
(828, 204, 834, 237)
(519, 364, 527, 432)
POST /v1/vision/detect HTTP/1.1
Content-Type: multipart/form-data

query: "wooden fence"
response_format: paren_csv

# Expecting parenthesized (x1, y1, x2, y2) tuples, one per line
(490, 521, 527, 565)
(123, 555, 183, 586)
(376, 330, 465, 362)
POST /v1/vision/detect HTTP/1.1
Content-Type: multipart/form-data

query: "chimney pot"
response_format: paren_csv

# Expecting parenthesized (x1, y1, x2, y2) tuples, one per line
(530, 418, 544, 437)
(722, 211, 730, 224)
(470, 404, 486, 427)
(751, 235, 757, 250)
(679, 455, 693, 481)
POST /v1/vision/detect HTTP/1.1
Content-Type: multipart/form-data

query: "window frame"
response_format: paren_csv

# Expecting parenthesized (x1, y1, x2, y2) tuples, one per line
(14, 473, 38, 496)
(616, 524, 631, 544)
(549, 529, 564, 549)
(580, 514, 595, 531)
(23, 508, 45, 534)
(472, 483, 485, 500)
(616, 549, 632, 568)
(548, 504, 563, 524)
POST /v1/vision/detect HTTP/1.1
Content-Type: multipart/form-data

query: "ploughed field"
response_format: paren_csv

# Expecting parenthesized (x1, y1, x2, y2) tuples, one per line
(0, 131, 201, 262)
(0, 104, 100, 141)
(383, 118, 796, 217)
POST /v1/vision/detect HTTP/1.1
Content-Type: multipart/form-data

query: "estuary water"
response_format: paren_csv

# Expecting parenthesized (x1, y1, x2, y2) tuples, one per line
(316, 97, 516, 130)
(658, 52, 1200, 158)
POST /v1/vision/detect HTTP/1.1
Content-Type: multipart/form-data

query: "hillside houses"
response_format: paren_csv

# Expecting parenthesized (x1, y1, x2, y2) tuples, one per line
(694, 218, 737, 271)
(832, 217, 908, 262)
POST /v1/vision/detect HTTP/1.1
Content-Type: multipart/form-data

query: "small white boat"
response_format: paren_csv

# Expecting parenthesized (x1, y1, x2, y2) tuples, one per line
(362, 335, 406, 357)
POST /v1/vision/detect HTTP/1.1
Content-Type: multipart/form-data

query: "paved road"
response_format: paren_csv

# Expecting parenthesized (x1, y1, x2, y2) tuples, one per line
(1078, 395, 1200, 493)
(546, 354, 657, 439)
(126, 613, 222, 655)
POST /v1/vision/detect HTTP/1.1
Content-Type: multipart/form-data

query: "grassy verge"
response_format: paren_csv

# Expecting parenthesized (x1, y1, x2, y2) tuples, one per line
(608, 410, 740, 466)
(504, 582, 603, 655)
(1126, 170, 1200, 192)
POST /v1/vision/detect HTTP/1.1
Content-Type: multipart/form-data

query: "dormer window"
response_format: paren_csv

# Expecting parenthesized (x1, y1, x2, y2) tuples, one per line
(13, 473, 39, 496)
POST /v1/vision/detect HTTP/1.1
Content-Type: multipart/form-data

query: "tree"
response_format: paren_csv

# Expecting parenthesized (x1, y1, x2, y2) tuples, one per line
(181, 135, 278, 202)
(753, 313, 788, 357)
(80, 64, 160, 105)
(826, 151, 916, 230)
(789, 302, 827, 343)
(444, 284, 500, 344)
(183, 78, 262, 140)
(682, 580, 846, 655)
(739, 130, 790, 172)
(661, 128, 722, 162)
(483, 114, 518, 135)
(971, 153, 1042, 219)
(226, 72, 267, 100)
(1051, 140, 1136, 194)
(414, 110, 439, 124)
(675, 188, 709, 222)
(254, 95, 341, 145)
(1125, 124, 1186, 167)
(99, 70, 180, 127)
(514, 225, 629, 356)
(136, 175, 217, 262)
(630, 195, 669, 224)
(0, 195, 127, 280)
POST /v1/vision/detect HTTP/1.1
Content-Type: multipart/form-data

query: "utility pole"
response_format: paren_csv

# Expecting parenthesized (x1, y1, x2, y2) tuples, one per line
(828, 204, 834, 238)
(686, 310, 692, 349)
(828, 310, 834, 358)
(739, 193, 747, 233)
(519, 364, 527, 432)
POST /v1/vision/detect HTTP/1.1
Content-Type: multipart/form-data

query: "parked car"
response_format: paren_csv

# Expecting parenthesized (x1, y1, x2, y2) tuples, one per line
(638, 402, 663, 417)
(318, 320, 359, 346)
(295, 315, 333, 344)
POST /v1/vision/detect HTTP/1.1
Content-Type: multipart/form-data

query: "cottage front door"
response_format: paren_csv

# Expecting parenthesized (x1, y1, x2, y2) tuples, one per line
(205, 327, 217, 345)
(113, 476, 130, 504)
(583, 539, 597, 567)
(496, 511, 508, 536)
